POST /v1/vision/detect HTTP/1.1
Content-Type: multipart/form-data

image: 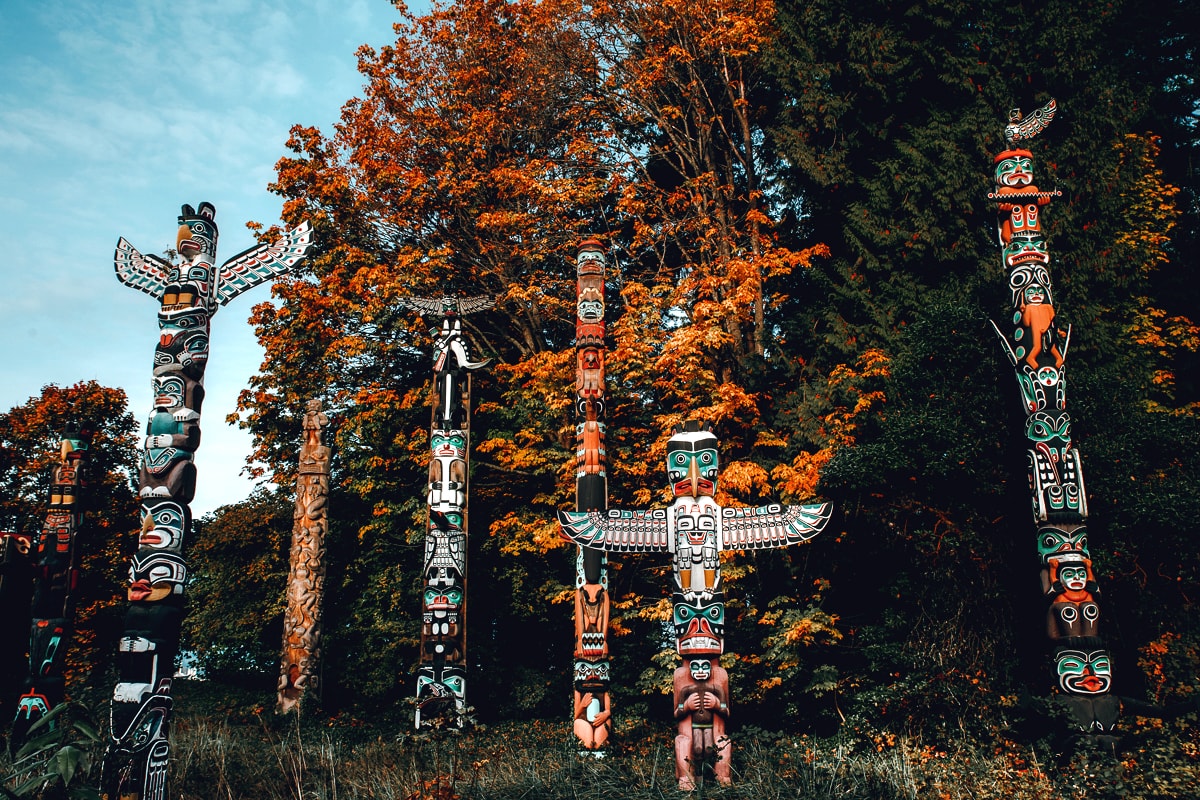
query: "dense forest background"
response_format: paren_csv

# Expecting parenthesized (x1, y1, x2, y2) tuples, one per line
(3, 0, 1198, 747)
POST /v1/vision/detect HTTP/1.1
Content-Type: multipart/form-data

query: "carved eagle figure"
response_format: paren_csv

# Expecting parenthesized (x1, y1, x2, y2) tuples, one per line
(1005, 98, 1058, 146)
(397, 295, 496, 317)
(114, 203, 314, 310)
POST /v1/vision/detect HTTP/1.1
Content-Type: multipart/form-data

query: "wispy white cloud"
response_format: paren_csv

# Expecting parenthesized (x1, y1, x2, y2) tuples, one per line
(0, 0, 417, 513)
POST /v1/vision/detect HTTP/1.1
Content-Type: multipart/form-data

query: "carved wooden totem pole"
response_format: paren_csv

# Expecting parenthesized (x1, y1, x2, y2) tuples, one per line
(559, 422, 832, 789)
(398, 295, 493, 728)
(10, 426, 92, 747)
(278, 399, 332, 714)
(571, 240, 614, 751)
(989, 101, 1119, 734)
(0, 530, 33, 716)
(102, 203, 313, 800)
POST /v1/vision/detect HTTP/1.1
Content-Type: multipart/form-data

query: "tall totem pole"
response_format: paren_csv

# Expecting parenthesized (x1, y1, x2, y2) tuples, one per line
(988, 101, 1119, 734)
(398, 295, 493, 728)
(11, 426, 92, 747)
(102, 203, 313, 799)
(571, 240, 613, 751)
(278, 399, 332, 714)
(559, 422, 832, 789)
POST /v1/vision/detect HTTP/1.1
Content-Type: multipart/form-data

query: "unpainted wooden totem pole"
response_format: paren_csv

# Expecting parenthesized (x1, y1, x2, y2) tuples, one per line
(278, 399, 332, 714)
(10, 426, 92, 747)
(559, 422, 832, 789)
(571, 240, 613, 751)
(102, 203, 312, 800)
(398, 295, 493, 728)
(988, 101, 1119, 733)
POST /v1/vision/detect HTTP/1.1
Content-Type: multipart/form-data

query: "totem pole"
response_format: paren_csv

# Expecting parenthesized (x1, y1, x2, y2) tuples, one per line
(559, 421, 832, 789)
(278, 399, 332, 714)
(988, 101, 1119, 733)
(571, 240, 613, 751)
(102, 203, 313, 799)
(398, 295, 494, 728)
(0, 530, 33, 716)
(9, 426, 91, 746)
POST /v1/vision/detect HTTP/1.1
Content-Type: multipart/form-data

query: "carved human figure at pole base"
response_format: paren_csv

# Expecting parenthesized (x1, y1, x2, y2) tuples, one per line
(572, 660, 612, 750)
(673, 657, 731, 790)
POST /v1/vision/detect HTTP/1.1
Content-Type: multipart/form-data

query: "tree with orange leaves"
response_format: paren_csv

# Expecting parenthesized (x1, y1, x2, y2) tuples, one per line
(0, 382, 138, 721)
(228, 0, 838, 720)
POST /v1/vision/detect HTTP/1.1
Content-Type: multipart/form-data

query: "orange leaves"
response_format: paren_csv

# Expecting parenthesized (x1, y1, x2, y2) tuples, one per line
(773, 348, 890, 502)
(1113, 133, 1180, 273)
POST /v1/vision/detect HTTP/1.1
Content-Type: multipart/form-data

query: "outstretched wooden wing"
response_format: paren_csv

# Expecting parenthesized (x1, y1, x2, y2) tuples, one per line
(558, 508, 670, 553)
(214, 220, 314, 306)
(398, 295, 496, 316)
(719, 502, 831, 551)
(114, 238, 172, 301)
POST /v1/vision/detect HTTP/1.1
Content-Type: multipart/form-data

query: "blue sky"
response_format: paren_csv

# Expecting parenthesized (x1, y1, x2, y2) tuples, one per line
(0, 0, 428, 516)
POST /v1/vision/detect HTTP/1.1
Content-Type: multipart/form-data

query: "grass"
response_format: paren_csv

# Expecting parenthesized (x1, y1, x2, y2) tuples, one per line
(6, 698, 1199, 799)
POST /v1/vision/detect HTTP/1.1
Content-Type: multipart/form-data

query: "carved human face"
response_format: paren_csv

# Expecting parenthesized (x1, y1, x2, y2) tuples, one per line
(128, 550, 187, 601)
(667, 430, 719, 497)
(1055, 648, 1112, 695)
(1023, 284, 1048, 305)
(1058, 563, 1089, 592)
(688, 659, 712, 682)
(428, 430, 467, 511)
(995, 152, 1034, 187)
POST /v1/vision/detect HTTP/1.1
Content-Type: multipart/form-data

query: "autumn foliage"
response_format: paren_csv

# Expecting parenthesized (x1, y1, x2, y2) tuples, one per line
(168, 0, 1200, 744)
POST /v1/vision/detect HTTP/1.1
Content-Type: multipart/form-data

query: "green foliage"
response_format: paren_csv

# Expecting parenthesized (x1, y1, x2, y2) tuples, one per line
(174, 0, 1200, 753)
(183, 489, 293, 682)
(4, 702, 103, 799)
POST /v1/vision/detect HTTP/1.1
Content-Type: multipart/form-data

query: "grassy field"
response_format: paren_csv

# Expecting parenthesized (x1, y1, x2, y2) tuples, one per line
(5, 691, 1199, 799)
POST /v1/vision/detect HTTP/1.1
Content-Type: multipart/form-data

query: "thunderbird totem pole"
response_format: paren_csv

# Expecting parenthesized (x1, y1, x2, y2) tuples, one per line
(278, 399, 332, 714)
(559, 422, 832, 789)
(988, 101, 1119, 733)
(102, 203, 313, 799)
(399, 294, 493, 728)
(571, 240, 614, 751)
(10, 426, 92, 747)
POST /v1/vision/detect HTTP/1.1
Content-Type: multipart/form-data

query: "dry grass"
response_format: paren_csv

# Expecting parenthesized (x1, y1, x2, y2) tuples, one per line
(6, 706, 1198, 799)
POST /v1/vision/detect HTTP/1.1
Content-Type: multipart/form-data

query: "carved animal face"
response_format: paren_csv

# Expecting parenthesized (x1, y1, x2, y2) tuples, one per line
(667, 430, 719, 497)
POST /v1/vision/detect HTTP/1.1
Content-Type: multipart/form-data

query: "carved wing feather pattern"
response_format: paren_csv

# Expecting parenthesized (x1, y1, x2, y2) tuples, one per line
(114, 237, 172, 300)
(1005, 99, 1057, 145)
(558, 508, 670, 553)
(456, 295, 496, 315)
(397, 296, 442, 315)
(214, 220, 314, 306)
(398, 295, 496, 316)
(719, 502, 832, 551)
